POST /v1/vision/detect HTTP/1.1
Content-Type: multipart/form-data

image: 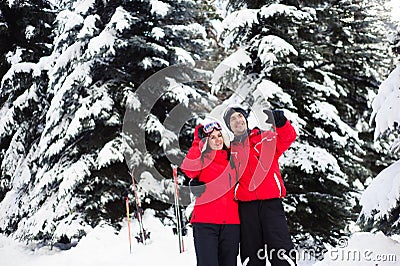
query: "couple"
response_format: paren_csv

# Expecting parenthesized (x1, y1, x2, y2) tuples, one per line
(180, 106, 297, 266)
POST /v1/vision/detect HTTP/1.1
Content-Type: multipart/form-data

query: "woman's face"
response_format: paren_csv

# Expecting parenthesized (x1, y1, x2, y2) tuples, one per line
(208, 129, 224, 150)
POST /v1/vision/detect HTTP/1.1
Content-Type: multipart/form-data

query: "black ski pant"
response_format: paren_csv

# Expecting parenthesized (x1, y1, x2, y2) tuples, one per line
(238, 199, 296, 266)
(193, 223, 240, 266)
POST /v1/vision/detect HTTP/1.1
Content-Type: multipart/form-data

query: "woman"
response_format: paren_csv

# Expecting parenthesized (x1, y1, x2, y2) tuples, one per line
(180, 121, 240, 266)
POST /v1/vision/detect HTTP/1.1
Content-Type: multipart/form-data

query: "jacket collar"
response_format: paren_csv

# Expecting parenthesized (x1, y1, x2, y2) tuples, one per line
(232, 129, 251, 143)
(232, 128, 263, 143)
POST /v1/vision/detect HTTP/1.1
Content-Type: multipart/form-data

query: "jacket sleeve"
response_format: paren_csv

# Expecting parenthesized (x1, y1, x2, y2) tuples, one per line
(180, 124, 205, 179)
(275, 120, 296, 158)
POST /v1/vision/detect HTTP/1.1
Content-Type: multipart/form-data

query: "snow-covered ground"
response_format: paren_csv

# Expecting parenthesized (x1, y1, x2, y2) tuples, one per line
(1, 210, 399, 266)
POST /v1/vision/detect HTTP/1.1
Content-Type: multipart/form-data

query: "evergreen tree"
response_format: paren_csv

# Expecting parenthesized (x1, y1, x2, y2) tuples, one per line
(0, 0, 219, 246)
(0, 0, 54, 202)
(0, 0, 54, 78)
(358, 7, 400, 235)
(219, 0, 392, 249)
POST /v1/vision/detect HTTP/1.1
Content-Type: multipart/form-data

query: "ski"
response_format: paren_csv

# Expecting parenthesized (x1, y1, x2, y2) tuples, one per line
(172, 165, 185, 253)
(130, 171, 150, 244)
(125, 196, 132, 253)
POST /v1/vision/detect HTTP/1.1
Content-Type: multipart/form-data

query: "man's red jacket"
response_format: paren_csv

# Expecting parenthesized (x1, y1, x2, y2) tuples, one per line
(231, 120, 296, 201)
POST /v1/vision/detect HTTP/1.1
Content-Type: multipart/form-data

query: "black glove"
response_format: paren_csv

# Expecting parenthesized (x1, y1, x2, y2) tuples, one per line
(189, 177, 206, 197)
(263, 109, 287, 128)
(197, 125, 208, 139)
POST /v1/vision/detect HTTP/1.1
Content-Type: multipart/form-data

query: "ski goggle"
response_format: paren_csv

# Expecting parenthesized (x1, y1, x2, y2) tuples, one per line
(203, 121, 222, 134)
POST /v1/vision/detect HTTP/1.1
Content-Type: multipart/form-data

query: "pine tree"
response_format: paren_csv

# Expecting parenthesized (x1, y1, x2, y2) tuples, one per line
(219, 0, 392, 249)
(358, 7, 400, 235)
(0, 0, 54, 203)
(0, 0, 54, 78)
(0, 0, 220, 246)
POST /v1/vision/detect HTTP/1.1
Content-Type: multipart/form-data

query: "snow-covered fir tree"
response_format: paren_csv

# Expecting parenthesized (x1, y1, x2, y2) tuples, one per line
(219, 0, 393, 249)
(0, 0, 55, 78)
(0, 0, 55, 215)
(359, 1, 400, 235)
(0, 0, 220, 246)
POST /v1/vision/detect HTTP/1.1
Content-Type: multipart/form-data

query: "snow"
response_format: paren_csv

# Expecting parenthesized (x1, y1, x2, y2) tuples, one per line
(51, 42, 84, 73)
(0, 210, 196, 266)
(1, 0, 399, 264)
(259, 4, 312, 21)
(389, 0, 400, 22)
(1, 128, 26, 184)
(370, 64, 400, 140)
(221, 9, 258, 47)
(165, 77, 203, 107)
(253, 79, 294, 107)
(151, 27, 165, 40)
(167, 23, 207, 40)
(65, 86, 114, 138)
(211, 48, 252, 93)
(359, 159, 400, 221)
(173, 47, 196, 65)
(307, 100, 358, 139)
(306, 81, 340, 98)
(314, 232, 400, 265)
(1, 155, 94, 242)
(6, 48, 23, 65)
(56, 10, 84, 34)
(255, 35, 298, 66)
(0, 104, 15, 139)
(86, 7, 136, 57)
(1, 212, 399, 266)
(25, 25, 35, 39)
(140, 57, 170, 70)
(77, 15, 99, 39)
(6, 0, 16, 7)
(222, 9, 258, 35)
(57, 158, 91, 198)
(110, 7, 136, 34)
(280, 142, 346, 180)
(221, 4, 312, 47)
(124, 90, 141, 110)
(1, 62, 41, 88)
(97, 138, 124, 169)
(149, 42, 168, 55)
(73, 0, 96, 16)
(150, 0, 170, 17)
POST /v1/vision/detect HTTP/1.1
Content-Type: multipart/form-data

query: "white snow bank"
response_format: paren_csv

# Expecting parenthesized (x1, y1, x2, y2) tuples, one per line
(2, 211, 397, 266)
(0, 210, 196, 266)
(370, 64, 400, 140)
(359, 159, 400, 221)
(0, 209, 320, 266)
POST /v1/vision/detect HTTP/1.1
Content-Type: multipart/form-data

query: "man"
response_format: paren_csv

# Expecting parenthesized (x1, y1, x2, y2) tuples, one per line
(223, 106, 297, 266)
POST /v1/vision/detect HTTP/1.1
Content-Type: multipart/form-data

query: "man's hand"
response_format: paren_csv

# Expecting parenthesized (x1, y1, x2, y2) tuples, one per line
(263, 109, 287, 128)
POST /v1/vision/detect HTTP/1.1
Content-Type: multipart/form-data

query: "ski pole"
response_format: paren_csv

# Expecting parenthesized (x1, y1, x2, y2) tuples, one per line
(172, 165, 184, 253)
(131, 170, 147, 244)
(126, 196, 132, 254)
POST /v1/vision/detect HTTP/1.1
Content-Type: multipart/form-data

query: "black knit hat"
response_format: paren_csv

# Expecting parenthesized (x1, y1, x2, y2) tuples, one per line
(223, 107, 248, 132)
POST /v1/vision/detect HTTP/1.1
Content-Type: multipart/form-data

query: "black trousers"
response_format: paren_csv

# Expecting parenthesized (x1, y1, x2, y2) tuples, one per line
(238, 199, 296, 266)
(193, 223, 240, 266)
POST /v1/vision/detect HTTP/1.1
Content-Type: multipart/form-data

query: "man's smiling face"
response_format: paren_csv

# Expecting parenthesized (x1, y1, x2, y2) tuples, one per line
(229, 111, 247, 135)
